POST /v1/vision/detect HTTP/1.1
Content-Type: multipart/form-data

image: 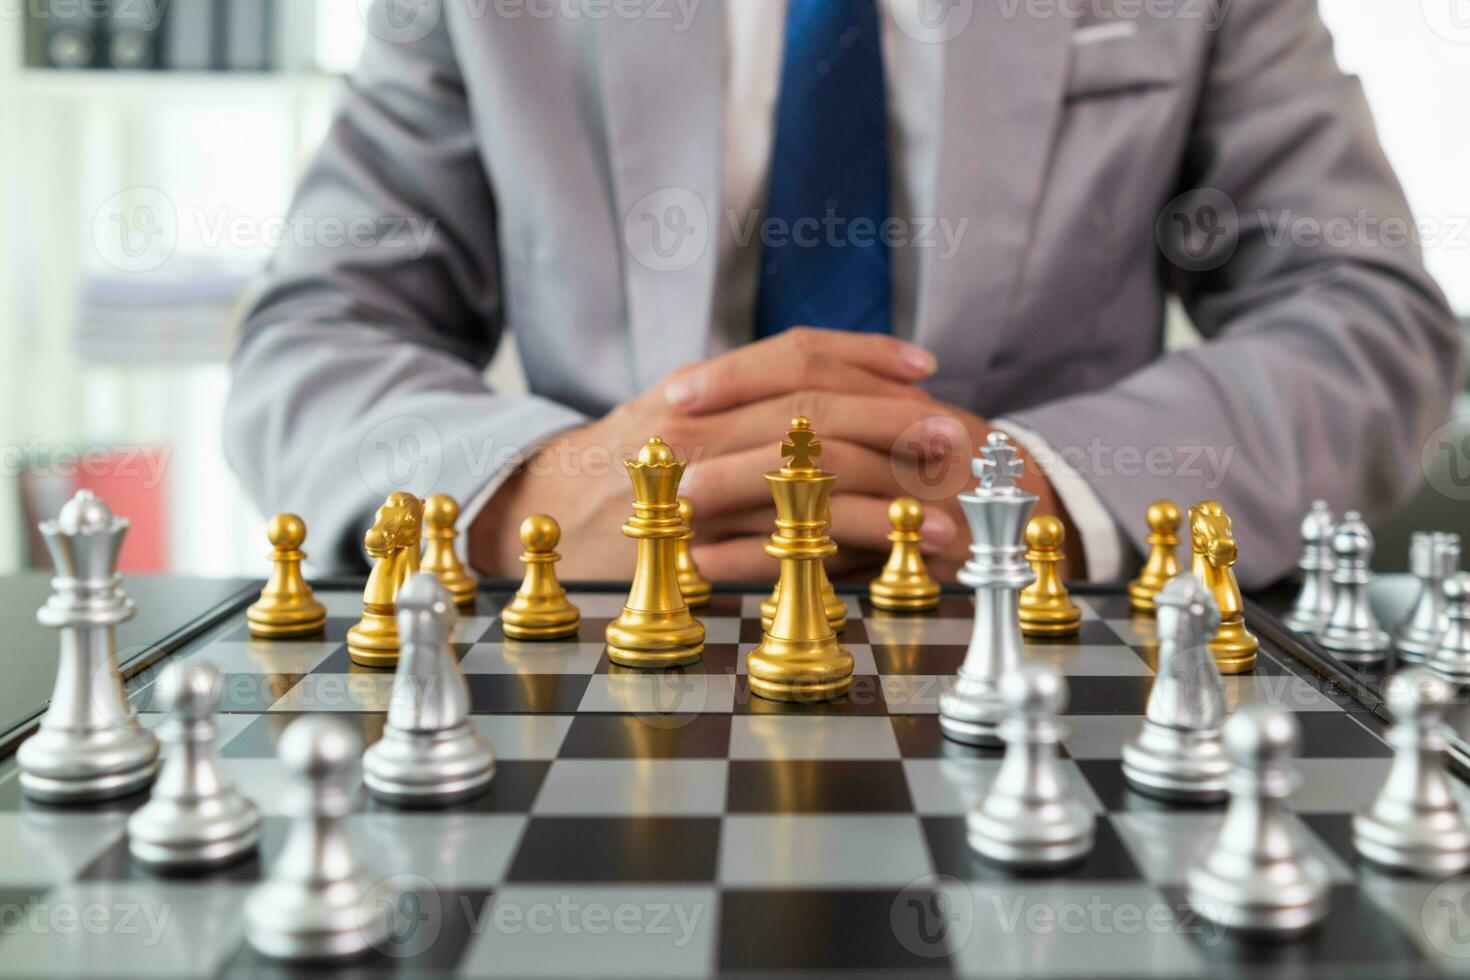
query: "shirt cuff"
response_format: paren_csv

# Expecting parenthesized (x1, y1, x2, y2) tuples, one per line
(453, 415, 587, 561)
(993, 418, 1130, 582)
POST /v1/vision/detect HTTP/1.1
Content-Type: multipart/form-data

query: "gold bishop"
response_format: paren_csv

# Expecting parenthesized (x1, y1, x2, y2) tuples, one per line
(869, 497, 940, 612)
(501, 514, 581, 640)
(604, 438, 706, 667)
(247, 513, 327, 638)
(747, 418, 854, 702)
(1128, 500, 1182, 614)
(348, 492, 424, 668)
(1190, 500, 1258, 673)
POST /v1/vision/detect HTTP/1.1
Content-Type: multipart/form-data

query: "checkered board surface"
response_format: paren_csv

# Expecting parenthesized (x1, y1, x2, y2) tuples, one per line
(1, 584, 1468, 979)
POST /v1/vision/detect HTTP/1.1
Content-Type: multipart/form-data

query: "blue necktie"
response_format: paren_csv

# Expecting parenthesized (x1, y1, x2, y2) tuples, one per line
(755, 0, 893, 338)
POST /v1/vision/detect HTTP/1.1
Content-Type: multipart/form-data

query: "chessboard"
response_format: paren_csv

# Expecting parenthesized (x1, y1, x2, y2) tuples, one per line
(0, 582, 1466, 979)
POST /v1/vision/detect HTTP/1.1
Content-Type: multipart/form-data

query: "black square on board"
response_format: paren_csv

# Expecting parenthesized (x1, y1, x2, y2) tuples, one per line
(506, 817, 721, 883)
(557, 713, 732, 759)
(726, 760, 913, 813)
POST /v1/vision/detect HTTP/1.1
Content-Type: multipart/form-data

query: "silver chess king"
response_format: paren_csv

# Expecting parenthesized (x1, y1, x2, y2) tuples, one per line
(940, 432, 1037, 747)
(18, 490, 159, 802)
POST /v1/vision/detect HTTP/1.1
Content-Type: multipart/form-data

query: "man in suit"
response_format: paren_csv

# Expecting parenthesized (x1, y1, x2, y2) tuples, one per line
(225, 0, 1461, 587)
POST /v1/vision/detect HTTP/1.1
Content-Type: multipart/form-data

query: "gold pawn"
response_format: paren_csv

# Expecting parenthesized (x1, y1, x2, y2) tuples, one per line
(347, 492, 424, 668)
(869, 497, 940, 612)
(1019, 515, 1082, 637)
(760, 497, 848, 632)
(674, 498, 712, 607)
(421, 493, 479, 607)
(501, 514, 581, 640)
(1127, 500, 1182, 614)
(605, 438, 706, 668)
(747, 417, 854, 703)
(247, 513, 327, 639)
(1190, 500, 1258, 673)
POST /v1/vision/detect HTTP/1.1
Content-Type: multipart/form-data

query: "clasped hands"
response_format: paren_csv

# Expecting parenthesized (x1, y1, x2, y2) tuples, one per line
(472, 328, 1075, 583)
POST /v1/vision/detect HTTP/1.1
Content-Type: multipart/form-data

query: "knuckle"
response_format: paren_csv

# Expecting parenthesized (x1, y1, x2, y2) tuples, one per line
(786, 390, 825, 425)
(786, 327, 820, 356)
(796, 346, 825, 382)
(658, 414, 699, 449)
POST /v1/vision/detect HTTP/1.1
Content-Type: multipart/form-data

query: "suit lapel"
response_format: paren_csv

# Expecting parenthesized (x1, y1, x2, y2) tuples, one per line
(597, 0, 725, 392)
(914, 3, 1074, 401)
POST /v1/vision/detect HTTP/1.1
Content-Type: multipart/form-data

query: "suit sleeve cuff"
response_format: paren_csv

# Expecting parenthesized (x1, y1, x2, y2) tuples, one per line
(993, 417, 1130, 582)
(452, 404, 588, 556)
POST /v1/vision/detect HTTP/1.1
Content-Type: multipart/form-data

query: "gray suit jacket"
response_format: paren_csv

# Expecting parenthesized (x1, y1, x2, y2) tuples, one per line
(225, 0, 1461, 585)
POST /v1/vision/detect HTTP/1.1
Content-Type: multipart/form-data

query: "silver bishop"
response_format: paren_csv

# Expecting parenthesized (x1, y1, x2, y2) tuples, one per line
(364, 572, 496, 803)
(1122, 574, 1230, 803)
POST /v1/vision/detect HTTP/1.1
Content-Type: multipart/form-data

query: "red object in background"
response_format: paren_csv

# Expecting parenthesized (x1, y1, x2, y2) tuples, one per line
(21, 446, 172, 574)
(74, 447, 171, 573)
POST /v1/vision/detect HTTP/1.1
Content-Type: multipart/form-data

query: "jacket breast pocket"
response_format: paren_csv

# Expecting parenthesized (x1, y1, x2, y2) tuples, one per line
(1065, 25, 1181, 100)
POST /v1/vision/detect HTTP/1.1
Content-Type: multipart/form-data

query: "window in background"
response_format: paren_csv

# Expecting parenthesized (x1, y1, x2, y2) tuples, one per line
(1322, 0, 1470, 314)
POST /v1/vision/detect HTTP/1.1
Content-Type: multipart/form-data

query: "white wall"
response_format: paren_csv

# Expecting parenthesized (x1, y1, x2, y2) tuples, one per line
(1321, 0, 1470, 313)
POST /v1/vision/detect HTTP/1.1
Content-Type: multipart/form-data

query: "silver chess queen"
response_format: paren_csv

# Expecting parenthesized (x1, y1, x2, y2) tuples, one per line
(18, 491, 159, 803)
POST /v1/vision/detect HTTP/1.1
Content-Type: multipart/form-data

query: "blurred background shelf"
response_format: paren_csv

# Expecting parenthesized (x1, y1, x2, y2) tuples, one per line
(14, 68, 345, 100)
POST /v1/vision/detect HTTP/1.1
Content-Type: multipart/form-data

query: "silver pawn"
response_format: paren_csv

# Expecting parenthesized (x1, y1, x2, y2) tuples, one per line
(18, 490, 159, 803)
(128, 662, 261, 870)
(1397, 532, 1461, 661)
(365, 573, 495, 804)
(1282, 501, 1335, 635)
(245, 717, 391, 961)
(1317, 512, 1390, 665)
(1123, 574, 1230, 803)
(967, 662, 1095, 869)
(1353, 667, 1470, 875)
(1188, 704, 1329, 934)
(940, 433, 1037, 747)
(1428, 572, 1470, 684)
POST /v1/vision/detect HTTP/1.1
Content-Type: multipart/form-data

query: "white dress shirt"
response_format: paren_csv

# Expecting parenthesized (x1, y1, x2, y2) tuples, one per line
(717, 0, 1129, 580)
